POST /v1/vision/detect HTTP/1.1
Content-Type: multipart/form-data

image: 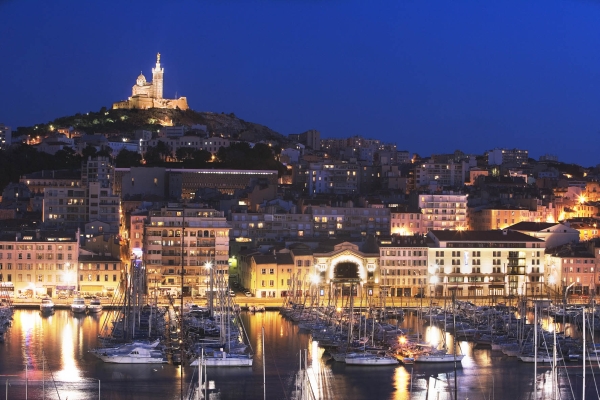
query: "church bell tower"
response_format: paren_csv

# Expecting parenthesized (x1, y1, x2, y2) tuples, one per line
(152, 53, 164, 99)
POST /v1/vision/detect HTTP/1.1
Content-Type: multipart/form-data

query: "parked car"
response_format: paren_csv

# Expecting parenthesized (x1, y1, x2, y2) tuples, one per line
(17, 293, 29, 299)
(414, 293, 425, 298)
(244, 292, 252, 297)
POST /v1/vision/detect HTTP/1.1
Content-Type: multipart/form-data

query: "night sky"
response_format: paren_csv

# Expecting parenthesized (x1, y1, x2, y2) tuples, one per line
(1, 0, 599, 166)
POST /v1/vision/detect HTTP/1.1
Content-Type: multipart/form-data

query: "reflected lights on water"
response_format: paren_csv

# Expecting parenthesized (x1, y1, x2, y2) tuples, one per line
(56, 320, 82, 382)
(392, 365, 412, 400)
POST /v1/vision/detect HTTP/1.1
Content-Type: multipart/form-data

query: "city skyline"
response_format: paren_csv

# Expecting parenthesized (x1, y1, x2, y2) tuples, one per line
(2, 0, 600, 165)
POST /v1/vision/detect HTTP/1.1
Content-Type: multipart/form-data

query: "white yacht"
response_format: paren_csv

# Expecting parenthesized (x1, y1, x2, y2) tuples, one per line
(88, 297, 103, 313)
(91, 340, 167, 364)
(71, 297, 87, 313)
(40, 297, 55, 314)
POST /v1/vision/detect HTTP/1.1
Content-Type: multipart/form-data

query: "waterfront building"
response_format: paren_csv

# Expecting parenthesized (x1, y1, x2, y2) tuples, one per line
(378, 235, 428, 297)
(545, 242, 597, 298)
(426, 230, 545, 298)
(77, 254, 123, 297)
(112, 53, 189, 110)
(0, 229, 79, 298)
(143, 204, 231, 297)
(415, 192, 468, 231)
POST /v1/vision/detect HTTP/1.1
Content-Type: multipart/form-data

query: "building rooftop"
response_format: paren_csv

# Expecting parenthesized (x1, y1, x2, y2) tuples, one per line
(429, 230, 544, 243)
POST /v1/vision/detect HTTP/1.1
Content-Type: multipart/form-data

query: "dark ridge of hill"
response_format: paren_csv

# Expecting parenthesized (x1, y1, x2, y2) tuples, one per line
(15, 107, 291, 144)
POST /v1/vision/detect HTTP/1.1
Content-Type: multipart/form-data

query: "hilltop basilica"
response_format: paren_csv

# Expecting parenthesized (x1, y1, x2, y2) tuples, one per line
(112, 53, 189, 110)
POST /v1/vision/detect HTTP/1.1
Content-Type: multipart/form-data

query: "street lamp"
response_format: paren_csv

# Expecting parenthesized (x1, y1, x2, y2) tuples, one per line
(310, 274, 321, 304)
(204, 261, 214, 316)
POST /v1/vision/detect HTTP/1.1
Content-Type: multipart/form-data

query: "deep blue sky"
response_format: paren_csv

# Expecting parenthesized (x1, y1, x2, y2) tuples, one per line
(1, 0, 599, 166)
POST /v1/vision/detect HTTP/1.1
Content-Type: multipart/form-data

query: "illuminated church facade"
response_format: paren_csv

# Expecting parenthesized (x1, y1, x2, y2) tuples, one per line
(113, 53, 189, 110)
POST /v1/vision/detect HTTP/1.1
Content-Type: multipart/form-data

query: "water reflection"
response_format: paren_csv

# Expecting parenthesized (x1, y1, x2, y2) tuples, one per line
(1, 310, 600, 399)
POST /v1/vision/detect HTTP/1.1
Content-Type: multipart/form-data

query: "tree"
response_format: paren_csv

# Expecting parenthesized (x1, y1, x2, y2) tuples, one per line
(115, 149, 142, 168)
(155, 140, 172, 161)
(82, 144, 98, 159)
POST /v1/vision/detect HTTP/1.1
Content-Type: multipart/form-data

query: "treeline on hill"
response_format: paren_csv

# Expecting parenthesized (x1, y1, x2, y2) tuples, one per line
(0, 141, 285, 193)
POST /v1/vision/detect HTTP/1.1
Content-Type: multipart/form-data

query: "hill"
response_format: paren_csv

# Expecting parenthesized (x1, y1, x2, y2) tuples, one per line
(15, 107, 291, 145)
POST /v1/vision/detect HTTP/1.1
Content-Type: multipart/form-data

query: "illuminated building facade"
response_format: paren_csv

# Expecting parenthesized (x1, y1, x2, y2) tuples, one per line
(417, 192, 468, 231)
(426, 230, 545, 298)
(143, 205, 231, 297)
(77, 254, 123, 296)
(112, 53, 189, 110)
(0, 230, 79, 298)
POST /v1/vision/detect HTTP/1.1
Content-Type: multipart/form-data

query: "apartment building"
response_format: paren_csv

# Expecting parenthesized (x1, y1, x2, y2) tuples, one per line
(306, 162, 360, 195)
(0, 230, 79, 298)
(545, 243, 597, 297)
(426, 230, 545, 298)
(416, 192, 468, 231)
(143, 205, 231, 297)
(41, 157, 120, 234)
(78, 254, 123, 296)
(379, 235, 428, 297)
(486, 148, 529, 166)
(20, 170, 82, 194)
(237, 245, 313, 299)
(390, 208, 426, 236)
(414, 160, 471, 189)
(230, 212, 313, 240)
(309, 205, 390, 237)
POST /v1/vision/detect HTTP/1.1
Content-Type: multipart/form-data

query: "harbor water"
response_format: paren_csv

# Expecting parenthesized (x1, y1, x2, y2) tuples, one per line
(0, 309, 598, 399)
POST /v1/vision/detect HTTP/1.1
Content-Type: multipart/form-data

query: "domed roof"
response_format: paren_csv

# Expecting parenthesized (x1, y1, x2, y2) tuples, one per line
(136, 72, 147, 86)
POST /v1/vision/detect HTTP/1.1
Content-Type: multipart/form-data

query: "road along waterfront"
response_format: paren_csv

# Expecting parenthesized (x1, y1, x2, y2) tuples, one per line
(0, 308, 598, 399)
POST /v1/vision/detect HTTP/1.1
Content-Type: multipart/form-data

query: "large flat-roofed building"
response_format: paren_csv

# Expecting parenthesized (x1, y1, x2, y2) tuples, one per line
(143, 204, 231, 297)
(114, 168, 278, 199)
(0, 229, 79, 298)
(426, 230, 545, 298)
(20, 170, 82, 195)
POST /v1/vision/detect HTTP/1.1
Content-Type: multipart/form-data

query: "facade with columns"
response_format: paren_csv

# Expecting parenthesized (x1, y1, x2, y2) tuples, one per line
(113, 54, 189, 110)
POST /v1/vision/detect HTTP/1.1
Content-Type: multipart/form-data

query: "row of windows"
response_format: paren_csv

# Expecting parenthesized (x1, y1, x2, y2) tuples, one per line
(0, 245, 73, 251)
(0, 273, 119, 283)
(0, 253, 73, 261)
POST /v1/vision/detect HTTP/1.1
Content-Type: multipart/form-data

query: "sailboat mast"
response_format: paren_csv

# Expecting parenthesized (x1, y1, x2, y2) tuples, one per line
(583, 305, 586, 400)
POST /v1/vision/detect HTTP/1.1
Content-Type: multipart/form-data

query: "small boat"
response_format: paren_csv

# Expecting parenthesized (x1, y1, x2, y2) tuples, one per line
(190, 350, 253, 367)
(345, 352, 399, 365)
(71, 297, 87, 313)
(88, 297, 103, 313)
(414, 350, 465, 363)
(40, 298, 54, 314)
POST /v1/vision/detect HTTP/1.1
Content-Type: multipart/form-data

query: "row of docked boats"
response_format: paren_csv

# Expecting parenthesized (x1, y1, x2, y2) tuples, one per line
(39, 296, 103, 314)
(89, 273, 253, 367)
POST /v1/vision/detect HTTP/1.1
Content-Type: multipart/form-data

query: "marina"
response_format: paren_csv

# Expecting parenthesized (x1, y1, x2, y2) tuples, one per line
(0, 298, 600, 399)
